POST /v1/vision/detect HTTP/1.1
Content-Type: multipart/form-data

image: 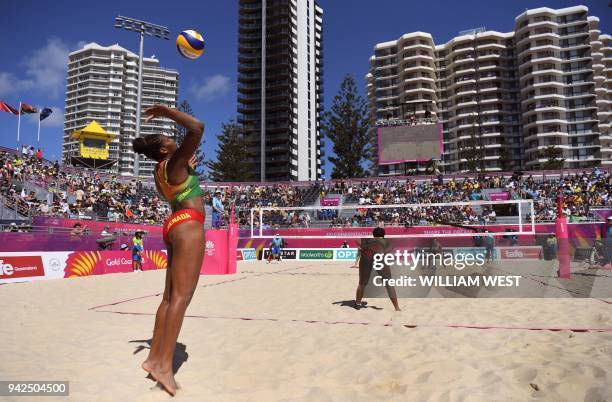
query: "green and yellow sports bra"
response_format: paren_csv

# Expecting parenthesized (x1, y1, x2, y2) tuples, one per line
(154, 159, 204, 207)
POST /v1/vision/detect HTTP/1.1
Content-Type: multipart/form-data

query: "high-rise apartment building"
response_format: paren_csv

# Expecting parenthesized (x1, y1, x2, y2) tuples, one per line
(63, 43, 178, 177)
(238, 0, 324, 181)
(367, 6, 611, 175)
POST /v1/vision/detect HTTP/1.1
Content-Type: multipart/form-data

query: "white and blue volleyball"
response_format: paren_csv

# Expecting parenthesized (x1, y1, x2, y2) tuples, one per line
(176, 30, 205, 59)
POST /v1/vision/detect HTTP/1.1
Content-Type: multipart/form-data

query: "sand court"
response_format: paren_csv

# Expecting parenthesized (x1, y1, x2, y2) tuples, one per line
(1, 261, 611, 402)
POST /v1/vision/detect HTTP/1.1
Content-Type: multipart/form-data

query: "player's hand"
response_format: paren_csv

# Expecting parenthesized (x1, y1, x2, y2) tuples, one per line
(144, 105, 170, 123)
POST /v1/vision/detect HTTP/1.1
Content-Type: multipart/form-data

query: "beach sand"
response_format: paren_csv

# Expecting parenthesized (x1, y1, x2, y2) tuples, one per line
(0, 261, 611, 402)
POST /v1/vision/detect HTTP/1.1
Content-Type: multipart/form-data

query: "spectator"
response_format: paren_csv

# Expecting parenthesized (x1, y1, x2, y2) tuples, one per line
(484, 231, 495, 262)
(71, 223, 86, 236)
(212, 191, 224, 229)
(132, 233, 144, 272)
(101, 226, 112, 237)
(75, 188, 85, 203)
(133, 230, 144, 249)
(545, 234, 558, 261)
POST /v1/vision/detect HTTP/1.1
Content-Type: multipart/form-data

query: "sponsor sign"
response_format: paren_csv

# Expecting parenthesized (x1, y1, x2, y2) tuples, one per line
(321, 198, 340, 206)
(299, 249, 334, 260)
(63, 250, 168, 277)
(489, 192, 510, 201)
(498, 247, 542, 260)
(241, 248, 257, 261)
(334, 249, 358, 260)
(0, 256, 45, 280)
(263, 249, 297, 260)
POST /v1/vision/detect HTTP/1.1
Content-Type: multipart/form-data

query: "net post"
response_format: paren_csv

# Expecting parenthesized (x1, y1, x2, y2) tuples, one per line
(250, 208, 254, 239)
(518, 200, 523, 233)
(529, 200, 535, 234)
(259, 208, 263, 238)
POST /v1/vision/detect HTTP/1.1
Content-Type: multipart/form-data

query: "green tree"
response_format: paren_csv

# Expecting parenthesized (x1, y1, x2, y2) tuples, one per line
(175, 100, 205, 176)
(539, 145, 565, 170)
(205, 120, 254, 181)
(321, 74, 370, 179)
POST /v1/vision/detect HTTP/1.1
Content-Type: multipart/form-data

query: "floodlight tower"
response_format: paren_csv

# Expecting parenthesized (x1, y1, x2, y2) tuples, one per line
(114, 15, 170, 176)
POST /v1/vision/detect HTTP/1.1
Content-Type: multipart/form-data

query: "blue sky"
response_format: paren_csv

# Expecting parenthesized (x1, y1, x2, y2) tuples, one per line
(0, 1, 609, 177)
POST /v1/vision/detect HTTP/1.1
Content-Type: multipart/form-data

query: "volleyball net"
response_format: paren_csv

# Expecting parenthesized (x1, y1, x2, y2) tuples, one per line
(249, 199, 535, 239)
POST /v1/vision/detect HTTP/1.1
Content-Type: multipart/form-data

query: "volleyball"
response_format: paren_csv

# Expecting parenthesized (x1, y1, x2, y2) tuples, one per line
(176, 30, 205, 59)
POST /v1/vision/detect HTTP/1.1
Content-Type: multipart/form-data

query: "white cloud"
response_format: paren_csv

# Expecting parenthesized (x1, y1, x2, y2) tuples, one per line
(0, 72, 34, 96)
(0, 38, 82, 98)
(189, 74, 231, 101)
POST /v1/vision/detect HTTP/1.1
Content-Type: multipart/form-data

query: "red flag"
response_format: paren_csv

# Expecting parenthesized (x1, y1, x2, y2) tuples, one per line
(0, 101, 19, 115)
(20, 103, 38, 114)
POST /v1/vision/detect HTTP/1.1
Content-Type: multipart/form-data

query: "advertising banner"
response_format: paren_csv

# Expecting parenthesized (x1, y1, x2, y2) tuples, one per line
(321, 198, 340, 206)
(63, 250, 168, 277)
(334, 248, 358, 260)
(299, 249, 334, 260)
(0, 250, 168, 284)
(240, 248, 257, 261)
(489, 192, 510, 201)
(498, 247, 542, 260)
(263, 249, 297, 260)
(0, 256, 45, 282)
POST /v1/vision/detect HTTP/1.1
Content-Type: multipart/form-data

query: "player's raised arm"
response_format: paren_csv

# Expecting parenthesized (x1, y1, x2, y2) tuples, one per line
(143, 104, 204, 177)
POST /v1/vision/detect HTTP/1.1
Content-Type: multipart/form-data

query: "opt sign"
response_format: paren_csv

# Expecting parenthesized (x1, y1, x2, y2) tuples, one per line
(335, 249, 358, 260)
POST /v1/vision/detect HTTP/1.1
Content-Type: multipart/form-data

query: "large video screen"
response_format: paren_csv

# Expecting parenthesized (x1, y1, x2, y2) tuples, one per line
(377, 123, 442, 164)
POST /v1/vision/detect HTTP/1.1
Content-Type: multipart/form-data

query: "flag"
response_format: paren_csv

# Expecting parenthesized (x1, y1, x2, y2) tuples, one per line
(0, 101, 18, 115)
(20, 103, 38, 114)
(40, 107, 53, 121)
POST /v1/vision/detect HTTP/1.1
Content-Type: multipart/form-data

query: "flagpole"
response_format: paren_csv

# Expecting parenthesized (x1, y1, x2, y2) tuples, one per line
(16, 102, 22, 151)
(37, 114, 41, 147)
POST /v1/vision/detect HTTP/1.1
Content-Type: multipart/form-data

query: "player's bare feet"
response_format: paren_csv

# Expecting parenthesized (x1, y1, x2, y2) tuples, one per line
(141, 359, 157, 379)
(150, 367, 178, 396)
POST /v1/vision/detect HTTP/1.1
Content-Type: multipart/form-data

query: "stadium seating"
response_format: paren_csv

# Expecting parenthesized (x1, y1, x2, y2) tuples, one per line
(1, 146, 610, 228)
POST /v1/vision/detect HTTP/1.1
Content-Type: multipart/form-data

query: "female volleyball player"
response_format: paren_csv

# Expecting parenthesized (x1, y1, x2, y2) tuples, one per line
(132, 104, 205, 396)
(356, 227, 401, 311)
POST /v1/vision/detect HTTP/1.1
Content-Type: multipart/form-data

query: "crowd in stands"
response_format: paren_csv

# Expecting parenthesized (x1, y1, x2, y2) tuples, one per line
(1, 144, 611, 229)
(0, 150, 171, 224)
(245, 169, 611, 229)
(216, 184, 312, 228)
